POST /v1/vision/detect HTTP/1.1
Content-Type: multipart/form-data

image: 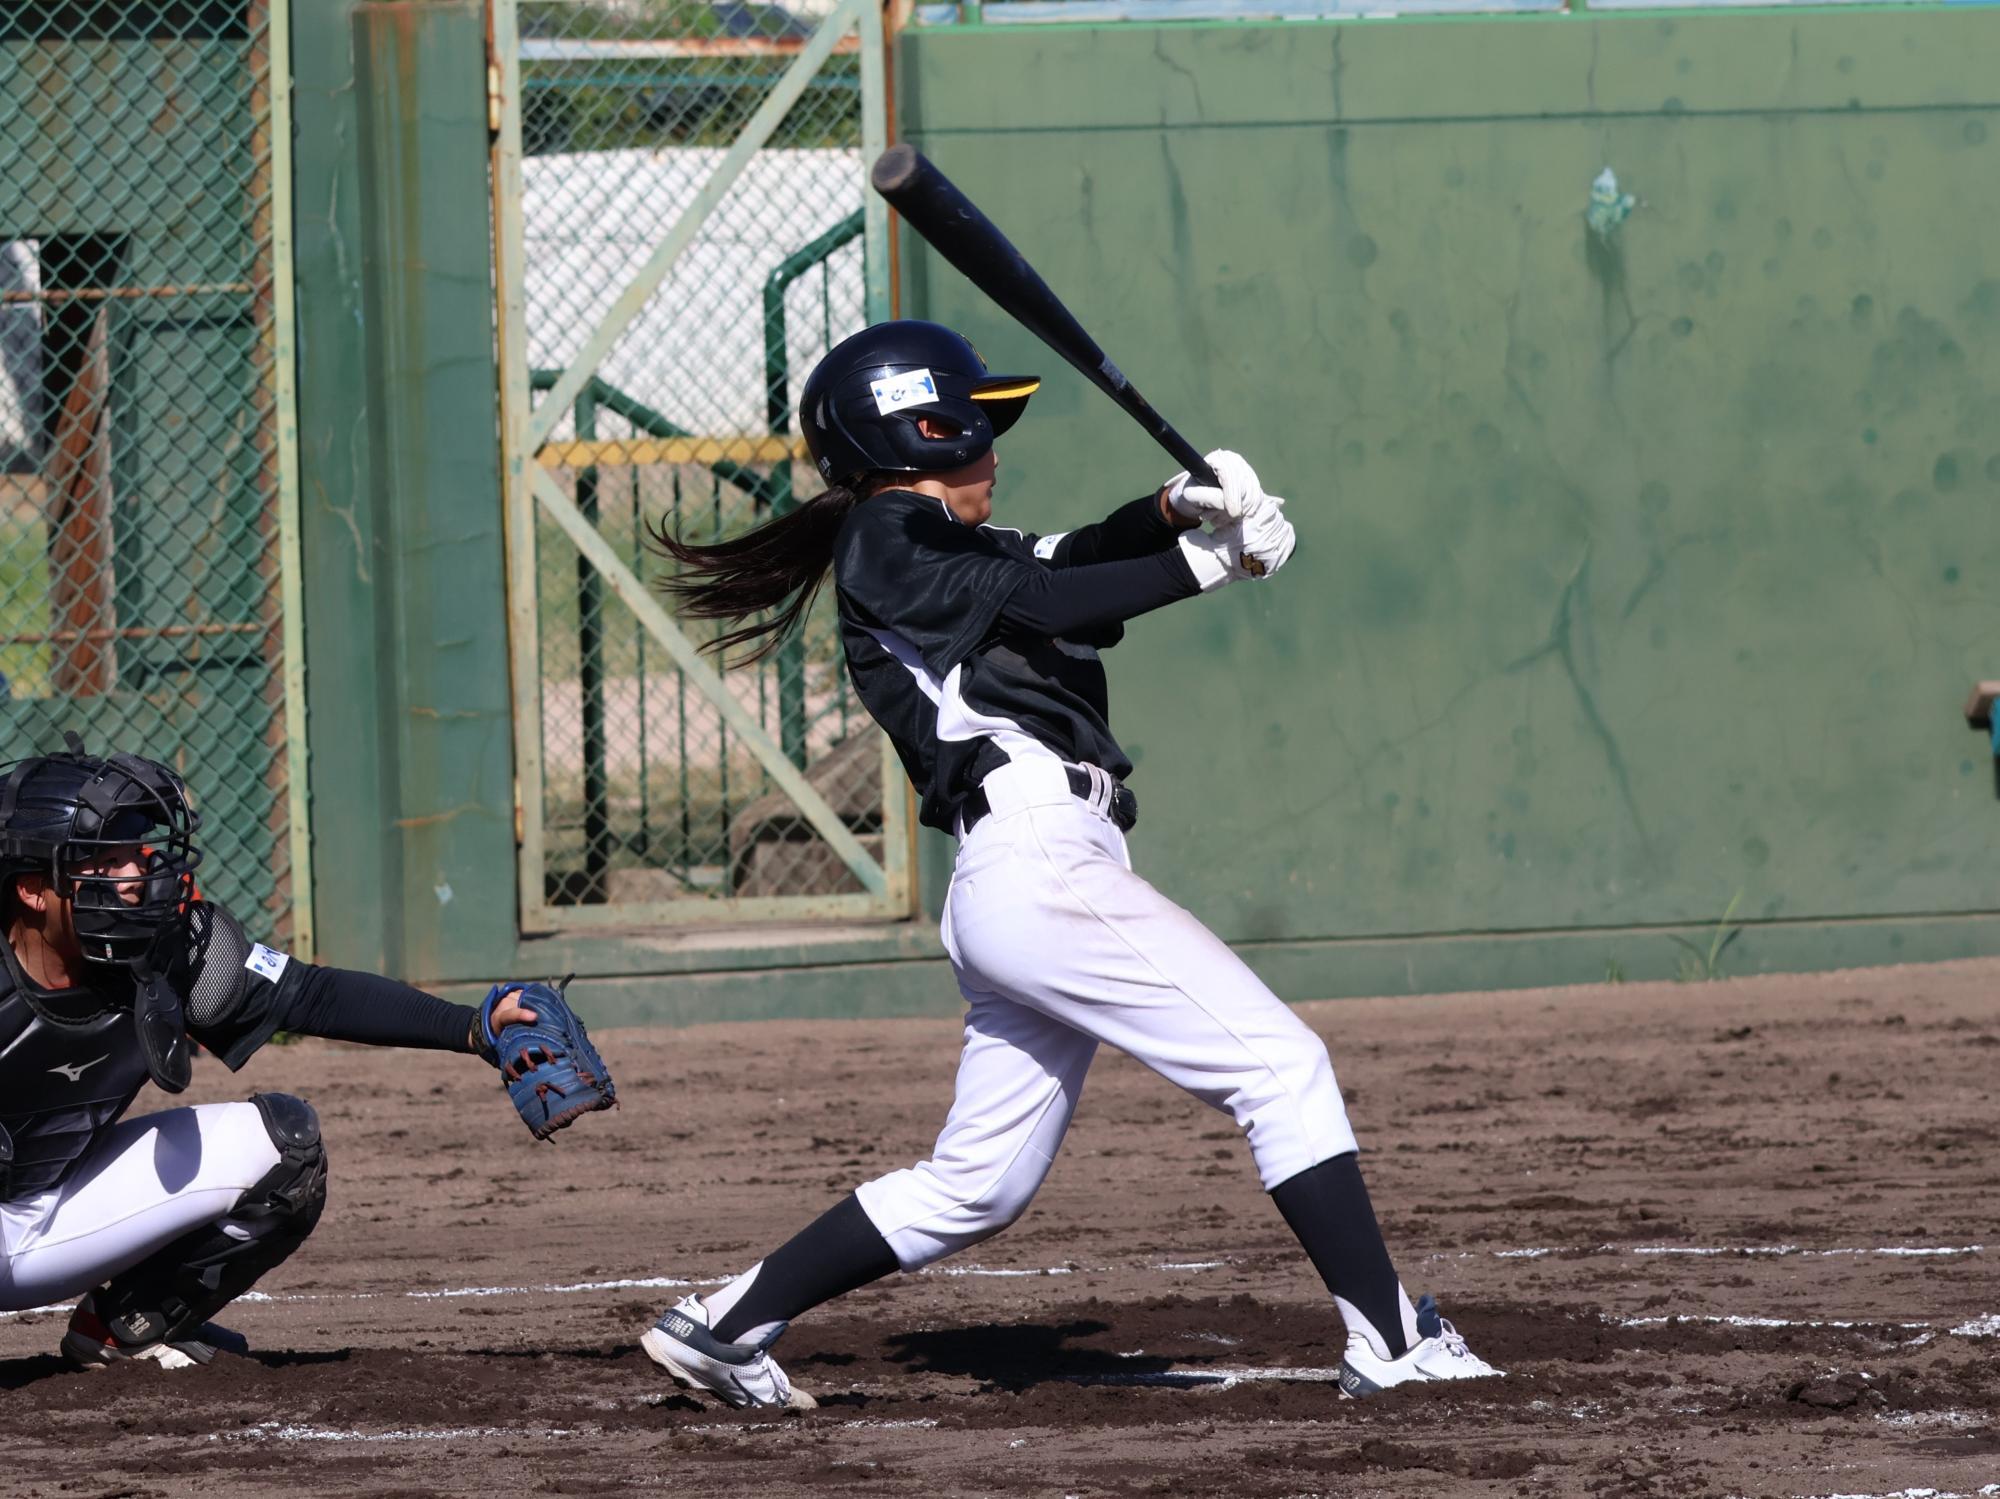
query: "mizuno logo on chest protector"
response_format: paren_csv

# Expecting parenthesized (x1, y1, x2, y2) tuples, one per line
(48, 1055, 109, 1083)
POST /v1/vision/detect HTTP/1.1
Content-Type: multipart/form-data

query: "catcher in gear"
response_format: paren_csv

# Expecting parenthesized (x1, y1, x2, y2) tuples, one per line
(0, 737, 613, 1370)
(640, 321, 1496, 1410)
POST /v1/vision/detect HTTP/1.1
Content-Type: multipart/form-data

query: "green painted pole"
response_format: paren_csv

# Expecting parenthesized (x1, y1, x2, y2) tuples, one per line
(576, 388, 609, 902)
(632, 479, 651, 861)
(762, 209, 865, 771)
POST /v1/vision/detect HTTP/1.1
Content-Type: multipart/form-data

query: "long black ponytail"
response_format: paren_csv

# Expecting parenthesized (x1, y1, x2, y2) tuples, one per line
(648, 482, 873, 664)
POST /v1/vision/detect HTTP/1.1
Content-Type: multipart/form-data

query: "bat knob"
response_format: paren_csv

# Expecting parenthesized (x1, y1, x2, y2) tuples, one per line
(1241, 555, 1268, 579)
(871, 144, 922, 195)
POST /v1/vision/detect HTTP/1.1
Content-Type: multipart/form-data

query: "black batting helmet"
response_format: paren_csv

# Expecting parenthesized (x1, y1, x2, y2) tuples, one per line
(799, 321, 1039, 487)
(0, 737, 202, 972)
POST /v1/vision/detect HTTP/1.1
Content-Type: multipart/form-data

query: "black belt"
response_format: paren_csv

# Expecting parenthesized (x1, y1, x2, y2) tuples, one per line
(957, 764, 1138, 836)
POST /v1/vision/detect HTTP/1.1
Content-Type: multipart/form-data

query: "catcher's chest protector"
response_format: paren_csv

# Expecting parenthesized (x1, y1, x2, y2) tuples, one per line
(0, 979, 151, 1200)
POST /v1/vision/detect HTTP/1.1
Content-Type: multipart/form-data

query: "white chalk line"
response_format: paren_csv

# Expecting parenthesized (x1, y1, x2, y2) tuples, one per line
(1633, 1245, 1985, 1259)
(1066, 1364, 1347, 1391)
(407, 1274, 697, 1300)
(1801, 1488, 2000, 1499)
(1874, 1410, 1988, 1431)
(1470, 1244, 1985, 1262)
(215, 1420, 580, 1444)
(214, 1415, 940, 1446)
(0, 1273, 703, 1322)
(1615, 1313, 1933, 1332)
(0, 1259, 1218, 1323)
(678, 1417, 940, 1435)
(899, 1260, 1231, 1279)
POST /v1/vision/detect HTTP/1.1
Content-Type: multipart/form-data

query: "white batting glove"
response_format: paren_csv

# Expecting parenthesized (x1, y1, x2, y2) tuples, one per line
(1237, 490, 1296, 580)
(1176, 519, 1256, 592)
(1163, 449, 1264, 526)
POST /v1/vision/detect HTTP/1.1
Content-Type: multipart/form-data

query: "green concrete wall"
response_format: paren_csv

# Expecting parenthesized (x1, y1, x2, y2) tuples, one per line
(284, 4, 2000, 1024)
(292, 0, 518, 980)
(897, 10, 2000, 985)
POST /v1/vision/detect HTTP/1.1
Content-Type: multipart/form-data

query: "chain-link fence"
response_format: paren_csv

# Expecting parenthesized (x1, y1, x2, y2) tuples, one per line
(501, 0, 902, 922)
(0, 2, 302, 944)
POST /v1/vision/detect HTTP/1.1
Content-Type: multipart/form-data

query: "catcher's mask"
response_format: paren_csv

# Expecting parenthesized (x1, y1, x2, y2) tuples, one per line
(0, 733, 201, 974)
(798, 320, 1040, 488)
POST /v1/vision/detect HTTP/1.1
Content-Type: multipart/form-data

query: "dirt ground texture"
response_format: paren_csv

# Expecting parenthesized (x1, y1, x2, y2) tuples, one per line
(2, 959, 1996, 1499)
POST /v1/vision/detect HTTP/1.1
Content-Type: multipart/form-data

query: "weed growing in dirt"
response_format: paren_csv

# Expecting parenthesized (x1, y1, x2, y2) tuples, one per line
(1671, 890, 1744, 982)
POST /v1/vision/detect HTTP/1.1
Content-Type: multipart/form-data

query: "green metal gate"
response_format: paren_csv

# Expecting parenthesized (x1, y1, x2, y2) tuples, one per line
(489, 0, 911, 931)
(0, 0, 309, 951)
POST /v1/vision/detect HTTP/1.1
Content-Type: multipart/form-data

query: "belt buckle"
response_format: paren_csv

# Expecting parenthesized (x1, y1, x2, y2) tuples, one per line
(1070, 762, 1134, 829)
(1080, 763, 1113, 820)
(1108, 782, 1137, 832)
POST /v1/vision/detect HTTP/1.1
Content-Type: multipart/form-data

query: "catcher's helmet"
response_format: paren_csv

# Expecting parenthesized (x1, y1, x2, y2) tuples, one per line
(799, 321, 1039, 487)
(0, 737, 201, 972)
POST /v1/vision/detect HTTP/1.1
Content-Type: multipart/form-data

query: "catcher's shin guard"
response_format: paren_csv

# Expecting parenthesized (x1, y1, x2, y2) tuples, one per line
(93, 1093, 327, 1348)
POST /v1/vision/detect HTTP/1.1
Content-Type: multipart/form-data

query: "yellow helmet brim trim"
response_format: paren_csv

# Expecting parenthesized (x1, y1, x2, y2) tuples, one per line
(970, 378, 1042, 401)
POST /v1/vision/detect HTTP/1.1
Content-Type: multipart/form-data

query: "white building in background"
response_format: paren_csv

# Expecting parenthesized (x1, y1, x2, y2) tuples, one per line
(0, 242, 39, 468)
(522, 147, 866, 440)
(3, 151, 869, 464)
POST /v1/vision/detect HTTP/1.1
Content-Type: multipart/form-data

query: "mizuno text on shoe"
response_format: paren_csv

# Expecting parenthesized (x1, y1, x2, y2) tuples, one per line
(641, 1294, 816, 1411)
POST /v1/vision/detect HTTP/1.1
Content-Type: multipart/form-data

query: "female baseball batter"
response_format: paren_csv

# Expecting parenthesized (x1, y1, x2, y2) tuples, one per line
(643, 320, 1496, 1407)
(0, 740, 608, 1369)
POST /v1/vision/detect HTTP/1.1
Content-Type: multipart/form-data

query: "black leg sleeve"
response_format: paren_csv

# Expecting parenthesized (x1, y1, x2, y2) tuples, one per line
(710, 1194, 899, 1344)
(1269, 1153, 1410, 1359)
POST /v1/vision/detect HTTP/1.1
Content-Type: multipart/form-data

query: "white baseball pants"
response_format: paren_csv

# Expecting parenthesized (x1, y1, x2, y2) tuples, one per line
(856, 757, 1358, 1269)
(0, 1102, 281, 1311)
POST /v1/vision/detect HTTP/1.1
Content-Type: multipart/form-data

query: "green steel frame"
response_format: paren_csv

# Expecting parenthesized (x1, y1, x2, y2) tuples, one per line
(490, 0, 909, 934)
(269, 0, 313, 959)
(764, 207, 866, 770)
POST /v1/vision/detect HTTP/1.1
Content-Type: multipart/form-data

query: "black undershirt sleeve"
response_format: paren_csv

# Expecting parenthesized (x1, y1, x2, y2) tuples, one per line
(1043, 494, 1184, 567)
(273, 966, 480, 1053)
(193, 961, 479, 1070)
(182, 903, 481, 1069)
(996, 546, 1199, 638)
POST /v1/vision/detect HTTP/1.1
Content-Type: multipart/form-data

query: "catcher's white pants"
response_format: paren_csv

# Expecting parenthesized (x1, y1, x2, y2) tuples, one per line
(0, 1102, 281, 1311)
(855, 757, 1358, 1270)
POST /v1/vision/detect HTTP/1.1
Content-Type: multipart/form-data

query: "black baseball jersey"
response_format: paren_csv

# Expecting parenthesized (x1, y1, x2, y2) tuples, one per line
(0, 906, 292, 1201)
(832, 489, 1193, 832)
(0, 905, 476, 1202)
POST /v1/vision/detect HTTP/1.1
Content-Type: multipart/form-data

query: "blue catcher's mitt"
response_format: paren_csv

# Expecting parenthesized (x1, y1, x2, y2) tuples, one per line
(478, 979, 618, 1141)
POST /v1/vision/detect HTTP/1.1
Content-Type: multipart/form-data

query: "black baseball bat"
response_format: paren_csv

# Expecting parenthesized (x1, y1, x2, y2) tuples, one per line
(870, 143, 1220, 492)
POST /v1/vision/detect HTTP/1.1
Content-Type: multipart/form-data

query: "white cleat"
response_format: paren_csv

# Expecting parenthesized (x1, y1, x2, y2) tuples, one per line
(641, 1294, 816, 1411)
(1336, 1294, 1501, 1397)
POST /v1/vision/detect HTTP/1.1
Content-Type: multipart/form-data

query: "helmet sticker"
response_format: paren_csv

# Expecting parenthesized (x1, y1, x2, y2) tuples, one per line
(870, 367, 939, 416)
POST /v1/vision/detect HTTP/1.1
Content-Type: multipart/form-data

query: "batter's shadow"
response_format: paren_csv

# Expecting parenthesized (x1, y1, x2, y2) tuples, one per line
(860, 1319, 1185, 1391)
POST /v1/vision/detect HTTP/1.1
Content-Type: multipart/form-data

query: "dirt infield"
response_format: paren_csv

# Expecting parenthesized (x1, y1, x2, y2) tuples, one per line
(3, 959, 1996, 1498)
